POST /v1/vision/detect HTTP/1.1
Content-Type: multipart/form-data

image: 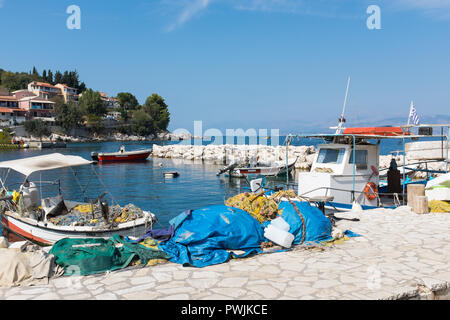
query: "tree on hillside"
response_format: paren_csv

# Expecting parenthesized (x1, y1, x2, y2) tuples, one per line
(78, 82, 86, 93)
(0, 71, 33, 91)
(0, 67, 87, 92)
(54, 71, 63, 84)
(0, 127, 12, 144)
(56, 102, 82, 134)
(51, 96, 65, 120)
(24, 119, 50, 141)
(143, 94, 170, 131)
(79, 89, 107, 116)
(32, 66, 39, 77)
(86, 114, 104, 134)
(131, 109, 155, 136)
(47, 70, 53, 84)
(117, 92, 139, 121)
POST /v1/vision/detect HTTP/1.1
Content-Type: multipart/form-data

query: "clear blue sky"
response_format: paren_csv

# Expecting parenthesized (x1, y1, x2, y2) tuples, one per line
(1, 0, 449, 133)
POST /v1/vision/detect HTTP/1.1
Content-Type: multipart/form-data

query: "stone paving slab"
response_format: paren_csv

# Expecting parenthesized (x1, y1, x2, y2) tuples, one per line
(0, 206, 449, 300)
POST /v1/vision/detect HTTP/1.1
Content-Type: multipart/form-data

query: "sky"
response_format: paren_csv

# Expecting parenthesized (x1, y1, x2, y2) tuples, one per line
(1, 0, 450, 134)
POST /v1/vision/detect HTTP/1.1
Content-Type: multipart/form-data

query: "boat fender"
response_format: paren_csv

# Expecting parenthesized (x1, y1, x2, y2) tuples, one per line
(351, 201, 363, 212)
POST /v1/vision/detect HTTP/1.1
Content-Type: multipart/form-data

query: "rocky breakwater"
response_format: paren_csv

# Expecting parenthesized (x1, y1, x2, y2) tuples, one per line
(151, 144, 317, 170)
(379, 154, 448, 179)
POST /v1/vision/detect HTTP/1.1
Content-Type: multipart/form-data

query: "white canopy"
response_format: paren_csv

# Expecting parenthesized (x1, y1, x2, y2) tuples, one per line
(0, 153, 92, 177)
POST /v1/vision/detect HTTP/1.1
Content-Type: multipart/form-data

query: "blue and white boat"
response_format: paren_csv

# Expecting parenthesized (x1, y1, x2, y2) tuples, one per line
(294, 124, 450, 212)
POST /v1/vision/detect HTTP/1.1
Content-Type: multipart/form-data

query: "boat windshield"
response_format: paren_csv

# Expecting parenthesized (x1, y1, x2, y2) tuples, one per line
(317, 148, 345, 164)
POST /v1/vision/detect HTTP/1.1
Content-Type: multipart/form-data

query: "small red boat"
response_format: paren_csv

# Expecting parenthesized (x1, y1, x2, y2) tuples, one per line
(91, 146, 152, 162)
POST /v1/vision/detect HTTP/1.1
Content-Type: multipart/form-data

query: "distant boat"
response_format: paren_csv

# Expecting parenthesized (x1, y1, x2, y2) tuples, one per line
(91, 145, 151, 162)
(217, 158, 298, 178)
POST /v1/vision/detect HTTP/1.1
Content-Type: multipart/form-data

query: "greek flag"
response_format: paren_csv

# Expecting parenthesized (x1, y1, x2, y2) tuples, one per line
(408, 101, 420, 125)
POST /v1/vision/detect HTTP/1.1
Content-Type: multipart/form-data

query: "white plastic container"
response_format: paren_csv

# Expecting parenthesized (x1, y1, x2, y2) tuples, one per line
(269, 217, 290, 232)
(21, 182, 39, 209)
(264, 225, 295, 248)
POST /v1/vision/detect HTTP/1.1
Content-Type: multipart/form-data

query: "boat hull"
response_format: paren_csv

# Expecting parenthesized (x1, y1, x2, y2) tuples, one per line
(230, 161, 296, 178)
(95, 151, 151, 162)
(1, 212, 151, 246)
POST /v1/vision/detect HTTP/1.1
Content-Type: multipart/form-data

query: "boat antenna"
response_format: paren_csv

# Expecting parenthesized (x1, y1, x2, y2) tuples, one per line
(336, 76, 351, 134)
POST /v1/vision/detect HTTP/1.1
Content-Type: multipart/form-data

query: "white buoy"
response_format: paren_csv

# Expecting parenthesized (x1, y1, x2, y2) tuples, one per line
(264, 225, 295, 248)
(164, 171, 179, 178)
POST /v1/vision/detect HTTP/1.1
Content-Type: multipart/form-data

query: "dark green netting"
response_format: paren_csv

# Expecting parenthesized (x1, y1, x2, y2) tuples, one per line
(50, 234, 171, 276)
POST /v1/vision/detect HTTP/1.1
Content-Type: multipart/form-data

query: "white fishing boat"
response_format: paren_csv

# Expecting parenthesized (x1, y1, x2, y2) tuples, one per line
(0, 153, 156, 246)
(217, 158, 298, 178)
(292, 78, 450, 212)
(295, 125, 449, 212)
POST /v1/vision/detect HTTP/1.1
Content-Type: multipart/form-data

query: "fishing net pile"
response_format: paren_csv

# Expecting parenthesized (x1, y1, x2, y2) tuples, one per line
(225, 190, 298, 223)
(48, 203, 145, 227)
(428, 200, 450, 213)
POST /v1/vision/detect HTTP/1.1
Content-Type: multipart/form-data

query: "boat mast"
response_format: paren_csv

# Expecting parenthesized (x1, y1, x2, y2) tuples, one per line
(336, 76, 351, 134)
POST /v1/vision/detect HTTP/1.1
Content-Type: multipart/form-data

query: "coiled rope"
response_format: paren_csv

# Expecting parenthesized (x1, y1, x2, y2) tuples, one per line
(287, 198, 306, 245)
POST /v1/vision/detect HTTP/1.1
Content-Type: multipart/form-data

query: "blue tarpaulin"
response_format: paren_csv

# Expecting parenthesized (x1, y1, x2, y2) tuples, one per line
(158, 201, 334, 268)
(158, 205, 265, 267)
(263, 201, 333, 245)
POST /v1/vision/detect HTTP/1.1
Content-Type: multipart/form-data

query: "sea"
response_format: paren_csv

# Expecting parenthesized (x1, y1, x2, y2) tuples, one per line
(0, 136, 444, 234)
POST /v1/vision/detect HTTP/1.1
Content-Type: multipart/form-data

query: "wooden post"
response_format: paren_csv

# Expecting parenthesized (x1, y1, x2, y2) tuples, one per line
(407, 184, 425, 207)
(414, 196, 429, 214)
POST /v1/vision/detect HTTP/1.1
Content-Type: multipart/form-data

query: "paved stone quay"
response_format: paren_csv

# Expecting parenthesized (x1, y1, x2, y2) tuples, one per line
(1, 206, 449, 300)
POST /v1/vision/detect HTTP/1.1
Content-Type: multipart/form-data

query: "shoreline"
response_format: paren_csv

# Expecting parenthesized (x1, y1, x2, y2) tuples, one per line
(1, 206, 448, 300)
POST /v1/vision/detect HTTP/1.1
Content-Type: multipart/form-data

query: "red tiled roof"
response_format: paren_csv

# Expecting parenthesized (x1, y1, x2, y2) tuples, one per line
(0, 107, 26, 113)
(30, 81, 58, 89)
(0, 96, 18, 102)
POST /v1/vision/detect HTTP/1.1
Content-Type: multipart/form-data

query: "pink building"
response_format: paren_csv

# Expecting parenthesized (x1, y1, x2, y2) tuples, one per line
(0, 96, 27, 125)
(18, 96, 55, 118)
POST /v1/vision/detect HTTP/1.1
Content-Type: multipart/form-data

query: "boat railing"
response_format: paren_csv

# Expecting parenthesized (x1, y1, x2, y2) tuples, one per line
(378, 159, 448, 175)
(299, 186, 406, 206)
(4, 180, 61, 190)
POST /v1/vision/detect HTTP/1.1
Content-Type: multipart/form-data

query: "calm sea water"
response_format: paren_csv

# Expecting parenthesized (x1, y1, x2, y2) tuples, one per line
(0, 136, 444, 233)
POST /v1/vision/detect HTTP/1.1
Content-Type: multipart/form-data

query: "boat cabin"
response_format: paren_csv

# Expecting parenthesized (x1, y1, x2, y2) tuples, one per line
(298, 141, 380, 208)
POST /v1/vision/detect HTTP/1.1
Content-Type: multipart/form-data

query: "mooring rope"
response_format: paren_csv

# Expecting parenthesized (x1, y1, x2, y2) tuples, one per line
(287, 198, 306, 245)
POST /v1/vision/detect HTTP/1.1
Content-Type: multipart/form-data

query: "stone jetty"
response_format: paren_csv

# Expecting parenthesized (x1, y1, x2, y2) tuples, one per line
(151, 144, 317, 170)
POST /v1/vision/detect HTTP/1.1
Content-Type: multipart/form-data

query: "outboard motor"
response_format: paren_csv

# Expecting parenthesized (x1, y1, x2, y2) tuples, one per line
(91, 152, 99, 162)
(216, 161, 239, 176)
